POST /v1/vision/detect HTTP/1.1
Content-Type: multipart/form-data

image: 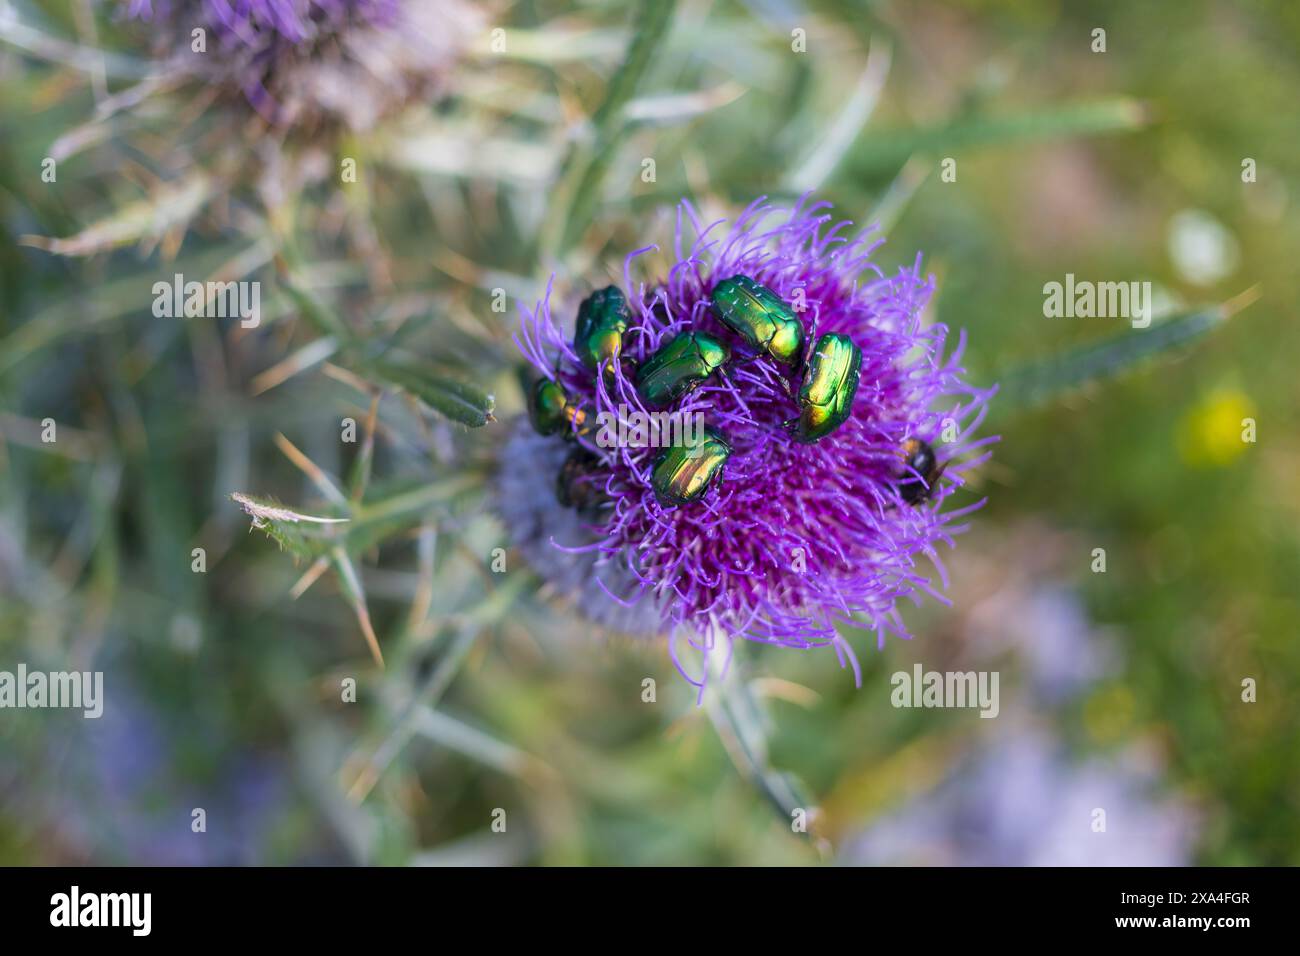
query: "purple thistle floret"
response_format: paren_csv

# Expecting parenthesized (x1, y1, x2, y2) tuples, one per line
(508, 197, 997, 691)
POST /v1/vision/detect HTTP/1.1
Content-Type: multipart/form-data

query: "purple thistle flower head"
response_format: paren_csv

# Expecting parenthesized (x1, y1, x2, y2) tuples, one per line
(500, 197, 997, 693)
(121, 0, 482, 131)
(126, 1, 397, 41)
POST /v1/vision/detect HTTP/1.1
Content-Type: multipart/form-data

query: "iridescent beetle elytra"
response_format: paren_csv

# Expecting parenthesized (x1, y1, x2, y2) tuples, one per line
(710, 274, 805, 365)
(635, 331, 730, 408)
(574, 285, 630, 378)
(795, 332, 862, 442)
(651, 427, 731, 506)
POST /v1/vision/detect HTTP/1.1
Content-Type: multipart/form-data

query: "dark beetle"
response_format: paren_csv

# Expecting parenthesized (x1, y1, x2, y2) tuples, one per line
(897, 438, 945, 505)
(556, 447, 608, 511)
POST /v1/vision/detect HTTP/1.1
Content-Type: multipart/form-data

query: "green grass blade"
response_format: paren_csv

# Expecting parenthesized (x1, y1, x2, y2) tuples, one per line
(276, 263, 354, 344)
(785, 39, 891, 191)
(538, 0, 678, 261)
(590, 0, 678, 132)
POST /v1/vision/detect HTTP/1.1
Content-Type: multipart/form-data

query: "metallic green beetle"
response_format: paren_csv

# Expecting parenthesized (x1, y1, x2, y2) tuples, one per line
(574, 286, 630, 375)
(651, 428, 731, 507)
(710, 274, 805, 365)
(528, 378, 587, 437)
(795, 332, 862, 442)
(635, 332, 730, 408)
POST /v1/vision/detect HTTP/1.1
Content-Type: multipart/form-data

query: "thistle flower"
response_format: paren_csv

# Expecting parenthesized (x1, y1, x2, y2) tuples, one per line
(500, 197, 998, 691)
(121, 0, 484, 131)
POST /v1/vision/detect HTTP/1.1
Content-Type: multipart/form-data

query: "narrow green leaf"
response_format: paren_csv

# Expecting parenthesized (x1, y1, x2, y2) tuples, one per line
(329, 546, 385, 668)
(19, 172, 212, 256)
(622, 81, 748, 127)
(410, 705, 534, 778)
(708, 672, 820, 843)
(998, 291, 1257, 410)
(346, 623, 484, 803)
(346, 397, 379, 502)
(0, 243, 252, 375)
(0, 10, 156, 79)
(590, 0, 678, 133)
(362, 359, 495, 428)
(473, 26, 625, 63)
(276, 264, 354, 344)
(848, 98, 1148, 175)
(865, 155, 931, 234)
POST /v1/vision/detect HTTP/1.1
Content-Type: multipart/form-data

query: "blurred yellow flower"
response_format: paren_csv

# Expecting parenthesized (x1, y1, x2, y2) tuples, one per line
(1177, 388, 1256, 467)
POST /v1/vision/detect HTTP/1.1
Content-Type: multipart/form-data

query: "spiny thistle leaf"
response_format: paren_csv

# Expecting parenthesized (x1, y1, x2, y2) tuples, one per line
(230, 492, 347, 560)
(339, 475, 483, 555)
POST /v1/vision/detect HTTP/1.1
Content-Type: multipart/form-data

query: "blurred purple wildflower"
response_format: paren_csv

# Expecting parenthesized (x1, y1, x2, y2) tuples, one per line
(120, 0, 481, 130)
(843, 725, 1198, 866)
(501, 198, 998, 690)
(1, 682, 311, 864)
